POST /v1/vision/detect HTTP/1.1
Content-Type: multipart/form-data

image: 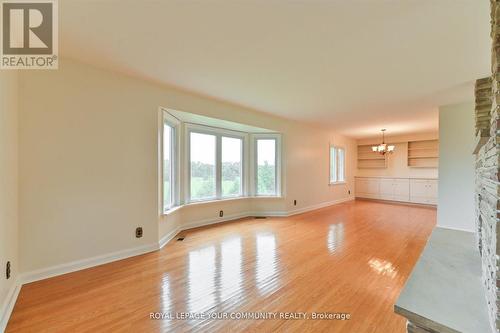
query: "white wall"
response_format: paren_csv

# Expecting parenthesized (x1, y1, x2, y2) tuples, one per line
(19, 58, 356, 273)
(437, 102, 475, 232)
(356, 132, 439, 179)
(0, 71, 19, 328)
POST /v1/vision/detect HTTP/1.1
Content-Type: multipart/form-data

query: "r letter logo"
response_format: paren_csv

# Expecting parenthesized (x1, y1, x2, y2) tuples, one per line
(1, 0, 58, 69)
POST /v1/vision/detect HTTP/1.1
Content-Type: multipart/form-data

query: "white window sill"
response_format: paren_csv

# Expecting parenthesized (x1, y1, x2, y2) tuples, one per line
(185, 196, 249, 207)
(329, 181, 347, 186)
(163, 205, 183, 215)
(161, 195, 283, 216)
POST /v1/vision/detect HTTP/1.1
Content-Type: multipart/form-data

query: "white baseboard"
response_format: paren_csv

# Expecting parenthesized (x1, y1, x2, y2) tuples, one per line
(285, 197, 353, 216)
(175, 197, 354, 230)
(176, 197, 354, 231)
(20, 242, 159, 285)
(0, 278, 21, 333)
(158, 226, 181, 249)
(435, 225, 475, 233)
(2, 197, 354, 328)
(180, 211, 253, 231)
(4, 196, 354, 329)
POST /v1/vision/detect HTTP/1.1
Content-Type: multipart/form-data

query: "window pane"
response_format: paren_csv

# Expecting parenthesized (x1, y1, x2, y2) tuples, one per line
(330, 147, 337, 183)
(338, 148, 345, 182)
(190, 132, 216, 200)
(222, 137, 242, 197)
(257, 139, 276, 195)
(163, 123, 172, 210)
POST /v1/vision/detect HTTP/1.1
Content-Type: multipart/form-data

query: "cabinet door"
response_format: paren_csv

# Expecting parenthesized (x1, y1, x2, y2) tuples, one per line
(410, 180, 428, 204)
(379, 179, 394, 200)
(355, 179, 367, 197)
(426, 180, 438, 204)
(365, 179, 380, 197)
(393, 179, 410, 202)
(355, 179, 371, 197)
(355, 178, 380, 198)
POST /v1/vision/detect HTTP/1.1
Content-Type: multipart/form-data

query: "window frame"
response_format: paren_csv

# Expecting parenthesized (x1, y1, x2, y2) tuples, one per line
(188, 130, 218, 202)
(161, 111, 180, 213)
(253, 133, 282, 197)
(221, 135, 244, 198)
(185, 123, 248, 203)
(329, 145, 346, 185)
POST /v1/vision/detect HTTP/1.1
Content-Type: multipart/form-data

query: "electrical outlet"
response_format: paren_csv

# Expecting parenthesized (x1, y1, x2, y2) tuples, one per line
(294, 200, 297, 206)
(219, 210, 224, 217)
(135, 227, 143, 238)
(6, 261, 11, 279)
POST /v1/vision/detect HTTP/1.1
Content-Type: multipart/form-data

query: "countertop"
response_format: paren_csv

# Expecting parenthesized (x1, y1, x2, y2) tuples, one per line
(394, 227, 491, 333)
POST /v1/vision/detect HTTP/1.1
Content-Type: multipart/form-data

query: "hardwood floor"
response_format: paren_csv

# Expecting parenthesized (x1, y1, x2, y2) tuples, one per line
(6, 200, 436, 333)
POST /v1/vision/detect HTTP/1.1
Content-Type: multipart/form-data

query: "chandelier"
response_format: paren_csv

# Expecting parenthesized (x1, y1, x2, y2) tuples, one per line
(372, 129, 395, 155)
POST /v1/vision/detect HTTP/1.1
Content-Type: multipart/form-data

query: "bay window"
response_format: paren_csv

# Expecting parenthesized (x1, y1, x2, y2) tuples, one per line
(161, 108, 283, 210)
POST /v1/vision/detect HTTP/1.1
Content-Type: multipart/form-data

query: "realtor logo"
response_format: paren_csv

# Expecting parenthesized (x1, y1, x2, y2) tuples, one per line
(1, 0, 58, 69)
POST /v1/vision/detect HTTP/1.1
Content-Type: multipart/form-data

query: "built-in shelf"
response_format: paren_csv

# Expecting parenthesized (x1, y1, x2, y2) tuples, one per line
(408, 140, 439, 168)
(357, 144, 387, 169)
(408, 148, 437, 151)
(358, 157, 385, 160)
(407, 156, 438, 159)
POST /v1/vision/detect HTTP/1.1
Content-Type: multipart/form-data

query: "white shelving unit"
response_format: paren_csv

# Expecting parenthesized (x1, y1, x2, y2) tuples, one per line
(408, 140, 439, 168)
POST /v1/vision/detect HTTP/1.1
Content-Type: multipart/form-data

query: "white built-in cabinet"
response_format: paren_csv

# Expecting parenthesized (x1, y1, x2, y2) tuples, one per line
(355, 177, 437, 205)
(379, 179, 410, 202)
(408, 179, 438, 205)
(355, 178, 380, 199)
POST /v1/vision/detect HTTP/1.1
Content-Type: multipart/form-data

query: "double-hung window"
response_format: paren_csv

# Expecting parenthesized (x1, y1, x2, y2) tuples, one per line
(221, 136, 243, 197)
(163, 114, 179, 212)
(188, 126, 245, 202)
(189, 132, 217, 201)
(330, 146, 345, 184)
(255, 135, 281, 196)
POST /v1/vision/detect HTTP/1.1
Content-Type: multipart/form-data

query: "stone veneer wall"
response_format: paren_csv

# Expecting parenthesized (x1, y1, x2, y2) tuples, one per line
(476, 78, 493, 137)
(475, 76, 497, 331)
(476, 2, 500, 331)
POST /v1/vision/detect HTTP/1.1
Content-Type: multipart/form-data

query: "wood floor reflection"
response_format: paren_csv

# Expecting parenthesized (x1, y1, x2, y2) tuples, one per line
(6, 200, 436, 333)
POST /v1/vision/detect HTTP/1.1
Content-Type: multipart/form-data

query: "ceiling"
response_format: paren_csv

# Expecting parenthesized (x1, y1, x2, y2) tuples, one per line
(166, 108, 275, 133)
(60, 0, 490, 138)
